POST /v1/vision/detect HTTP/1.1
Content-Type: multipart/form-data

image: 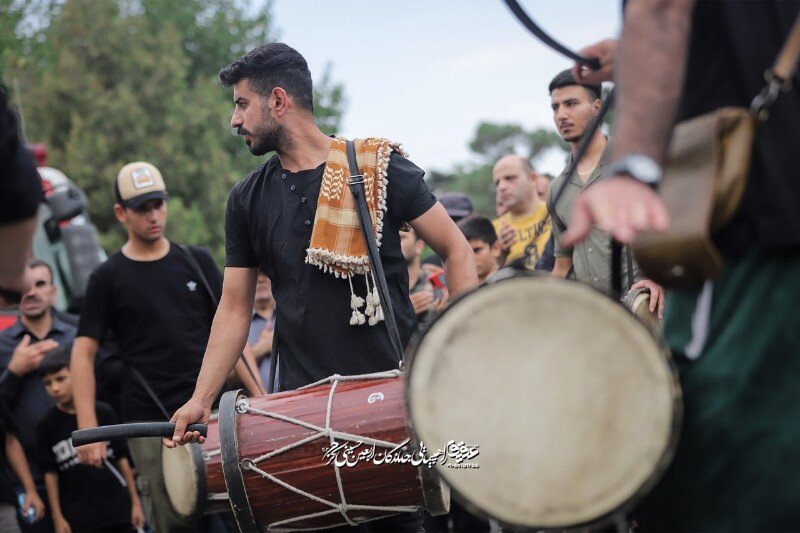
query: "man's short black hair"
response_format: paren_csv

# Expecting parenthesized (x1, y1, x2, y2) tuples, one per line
(219, 43, 314, 114)
(548, 69, 601, 101)
(458, 216, 498, 246)
(28, 259, 53, 282)
(38, 345, 71, 378)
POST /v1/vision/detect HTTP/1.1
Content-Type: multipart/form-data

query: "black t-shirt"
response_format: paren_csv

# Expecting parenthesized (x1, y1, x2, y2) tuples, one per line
(226, 153, 437, 391)
(37, 402, 131, 531)
(0, 401, 17, 505)
(77, 244, 222, 421)
(679, 1, 800, 253)
(0, 88, 42, 225)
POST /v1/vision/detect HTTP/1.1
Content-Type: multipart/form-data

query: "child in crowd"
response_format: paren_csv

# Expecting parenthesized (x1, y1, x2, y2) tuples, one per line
(1, 400, 44, 533)
(457, 216, 502, 285)
(36, 347, 144, 533)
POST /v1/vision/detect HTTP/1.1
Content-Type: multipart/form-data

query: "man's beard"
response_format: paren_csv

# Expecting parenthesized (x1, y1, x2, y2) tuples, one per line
(563, 131, 583, 144)
(21, 298, 47, 320)
(241, 109, 291, 156)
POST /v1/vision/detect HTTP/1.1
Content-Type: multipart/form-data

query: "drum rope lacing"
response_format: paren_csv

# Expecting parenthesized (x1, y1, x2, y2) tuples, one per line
(235, 370, 419, 531)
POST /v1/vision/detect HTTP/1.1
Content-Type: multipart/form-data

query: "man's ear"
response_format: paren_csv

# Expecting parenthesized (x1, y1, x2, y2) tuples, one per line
(272, 87, 290, 116)
(491, 240, 503, 259)
(113, 203, 127, 224)
(414, 238, 426, 255)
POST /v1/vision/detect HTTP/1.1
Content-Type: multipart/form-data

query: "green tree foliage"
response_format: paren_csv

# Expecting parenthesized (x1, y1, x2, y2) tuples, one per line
(3, 0, 346, 263)
(442, 121, 566, 216)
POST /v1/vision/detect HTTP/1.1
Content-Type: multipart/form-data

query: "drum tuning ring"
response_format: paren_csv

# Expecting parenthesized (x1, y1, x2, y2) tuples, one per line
(236, 399, 250, 413)
(240, 458, 256, 471)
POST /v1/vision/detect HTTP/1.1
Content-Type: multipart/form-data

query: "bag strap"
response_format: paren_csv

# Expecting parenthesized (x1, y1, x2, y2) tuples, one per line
(178, 244, 219, 306)
(752, 12, 800, 118)
(127, 364, 171, 421)
(625, 243, 635, 291)
(345, 140, 405, 365)
(176, 244, 265, 396)
(772, 14, 800, 84)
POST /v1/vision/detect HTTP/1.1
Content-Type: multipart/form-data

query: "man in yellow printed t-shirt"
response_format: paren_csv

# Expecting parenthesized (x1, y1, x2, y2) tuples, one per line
(492, 155, 552, 270)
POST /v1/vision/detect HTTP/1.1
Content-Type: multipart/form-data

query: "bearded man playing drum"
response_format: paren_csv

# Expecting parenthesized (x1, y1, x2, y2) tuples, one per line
(164, 42, 477, 531)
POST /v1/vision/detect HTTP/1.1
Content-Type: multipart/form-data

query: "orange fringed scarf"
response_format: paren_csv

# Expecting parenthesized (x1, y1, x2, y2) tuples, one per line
(305, 137, 406, 326)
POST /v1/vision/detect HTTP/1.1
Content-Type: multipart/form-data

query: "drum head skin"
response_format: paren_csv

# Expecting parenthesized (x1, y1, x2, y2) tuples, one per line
(163, 443, 202, 518)
(407, 277, 681, 529)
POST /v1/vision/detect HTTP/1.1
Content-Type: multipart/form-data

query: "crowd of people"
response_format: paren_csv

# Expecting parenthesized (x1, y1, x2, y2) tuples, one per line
(1, 0, 799, 531)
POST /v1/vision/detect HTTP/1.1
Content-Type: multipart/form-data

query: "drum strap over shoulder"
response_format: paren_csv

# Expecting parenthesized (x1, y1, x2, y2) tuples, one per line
(346, 140, 405, 365)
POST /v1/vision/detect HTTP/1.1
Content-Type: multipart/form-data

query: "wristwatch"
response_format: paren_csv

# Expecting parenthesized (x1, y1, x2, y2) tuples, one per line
(606, 154, 662, 189)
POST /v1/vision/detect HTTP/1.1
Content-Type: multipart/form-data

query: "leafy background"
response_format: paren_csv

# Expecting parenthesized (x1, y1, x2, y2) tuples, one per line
(2, 0, 567, 265)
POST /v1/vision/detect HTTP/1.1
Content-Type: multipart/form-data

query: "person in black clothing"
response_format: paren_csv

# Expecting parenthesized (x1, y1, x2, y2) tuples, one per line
(0, 401, 45, 533)
(566, 1, 800, 530)
(0, 84, 42, 295)
(37, 348, 144, 533)
(0, 259, 76, 533)
(166, 43, 477, 531)
(70, 161, 263, 532)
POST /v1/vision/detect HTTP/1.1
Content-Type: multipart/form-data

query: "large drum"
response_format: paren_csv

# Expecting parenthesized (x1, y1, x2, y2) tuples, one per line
(162, 415, 230, 518)
(407, 275, 682, 529)
(218, 371, 448, 532)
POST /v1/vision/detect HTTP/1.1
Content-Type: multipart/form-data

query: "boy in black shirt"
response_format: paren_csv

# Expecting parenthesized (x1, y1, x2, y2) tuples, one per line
(1, 401, 44, 532)
(71, 161, 262, 532)
(37, 348, 143, 533)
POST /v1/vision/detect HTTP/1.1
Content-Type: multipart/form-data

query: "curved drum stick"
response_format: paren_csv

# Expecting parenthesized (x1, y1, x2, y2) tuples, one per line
(71, 422, 208, 447)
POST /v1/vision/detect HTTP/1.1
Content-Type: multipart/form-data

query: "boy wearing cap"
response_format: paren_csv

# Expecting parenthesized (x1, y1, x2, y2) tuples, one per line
(70, 161, 262, 532)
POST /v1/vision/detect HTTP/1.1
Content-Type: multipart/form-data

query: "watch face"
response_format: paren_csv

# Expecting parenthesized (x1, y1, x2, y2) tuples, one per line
(629, 155, 661, 184)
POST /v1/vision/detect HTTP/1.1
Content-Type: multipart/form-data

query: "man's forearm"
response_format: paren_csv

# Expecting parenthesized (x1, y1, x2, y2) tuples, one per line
(7, 434, 36, 493)
(71, 337, 99, 429)
(233, 350, 265, 396)
(611, 0, 695, 163)
(442, 242, 479, 297)
(44, 473, 64, 520)
(551, 256, 573, 278)
(194, 298, 253, 407)
(117, 458, 140, 504)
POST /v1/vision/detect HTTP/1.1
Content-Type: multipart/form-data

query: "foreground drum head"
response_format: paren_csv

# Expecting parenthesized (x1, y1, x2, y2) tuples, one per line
(163, 443, 202, 518)
(407, 277, 680, 529)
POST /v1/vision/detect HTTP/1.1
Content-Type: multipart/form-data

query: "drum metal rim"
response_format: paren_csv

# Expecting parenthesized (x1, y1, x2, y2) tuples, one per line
(219, 388, 259, 533)
(405, 274, 684, 530)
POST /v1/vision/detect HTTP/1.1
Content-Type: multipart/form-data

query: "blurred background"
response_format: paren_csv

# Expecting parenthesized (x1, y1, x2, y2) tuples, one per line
(1, 0, 619, 269)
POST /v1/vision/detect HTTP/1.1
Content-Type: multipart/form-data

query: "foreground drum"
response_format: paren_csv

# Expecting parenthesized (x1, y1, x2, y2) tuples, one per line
(162, 415, 229, 518)
(219, 372, 448, 532)
(407, 275, 681, 529)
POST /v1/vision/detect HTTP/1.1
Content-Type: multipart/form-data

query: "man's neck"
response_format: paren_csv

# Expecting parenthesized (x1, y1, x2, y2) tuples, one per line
(254, 300, 274, 317)
(570, 132, 607, 183)
(56, 400, 76, 414)
(122, 236, 170, 261)
(277, 121, 333, 173)
(478, 266, 498, 286)
(21, 312, 52, 340)
(407, 258, 422, 288)
(508, 194, 541, 219)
